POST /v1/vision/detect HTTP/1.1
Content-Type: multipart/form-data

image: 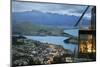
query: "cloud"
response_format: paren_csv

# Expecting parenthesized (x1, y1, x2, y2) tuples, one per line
(12, 1, 92, 18)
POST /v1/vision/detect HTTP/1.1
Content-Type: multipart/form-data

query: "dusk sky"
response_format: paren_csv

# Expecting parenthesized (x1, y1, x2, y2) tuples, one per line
(12, 1, 92, 18)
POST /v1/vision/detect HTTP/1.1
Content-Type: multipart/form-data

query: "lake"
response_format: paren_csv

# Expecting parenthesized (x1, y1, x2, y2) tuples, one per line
(64, 29, 79, 37)
(25, 29, 79, 52)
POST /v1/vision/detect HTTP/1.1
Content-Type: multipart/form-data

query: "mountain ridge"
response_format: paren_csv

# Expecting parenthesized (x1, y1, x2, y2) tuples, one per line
(12, 10, 90, 27)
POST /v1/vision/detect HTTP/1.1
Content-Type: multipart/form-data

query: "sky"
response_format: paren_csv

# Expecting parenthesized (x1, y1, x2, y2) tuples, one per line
(12, 1, 93, 18)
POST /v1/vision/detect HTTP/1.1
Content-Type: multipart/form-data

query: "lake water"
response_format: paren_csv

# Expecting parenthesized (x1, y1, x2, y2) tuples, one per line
(64, 29, 79, 37)
(25, 29, 78, 52)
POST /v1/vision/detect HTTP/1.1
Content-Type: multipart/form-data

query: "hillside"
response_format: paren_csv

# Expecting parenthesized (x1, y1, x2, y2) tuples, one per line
(12, 22, 64, 36)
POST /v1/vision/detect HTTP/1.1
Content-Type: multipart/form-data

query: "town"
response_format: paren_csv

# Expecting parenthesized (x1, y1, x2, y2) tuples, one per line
(12, 35, 73, 66)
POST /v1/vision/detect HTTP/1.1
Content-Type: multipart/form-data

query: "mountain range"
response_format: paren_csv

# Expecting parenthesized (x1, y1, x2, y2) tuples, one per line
(12, 10, 90, 28)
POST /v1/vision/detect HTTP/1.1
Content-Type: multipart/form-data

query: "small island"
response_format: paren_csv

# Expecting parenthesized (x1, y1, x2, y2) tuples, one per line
(64, 36, 78, 44)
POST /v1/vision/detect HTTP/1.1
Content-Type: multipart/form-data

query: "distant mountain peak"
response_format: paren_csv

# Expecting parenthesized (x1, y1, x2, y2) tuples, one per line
(31, 10, 43, 13)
